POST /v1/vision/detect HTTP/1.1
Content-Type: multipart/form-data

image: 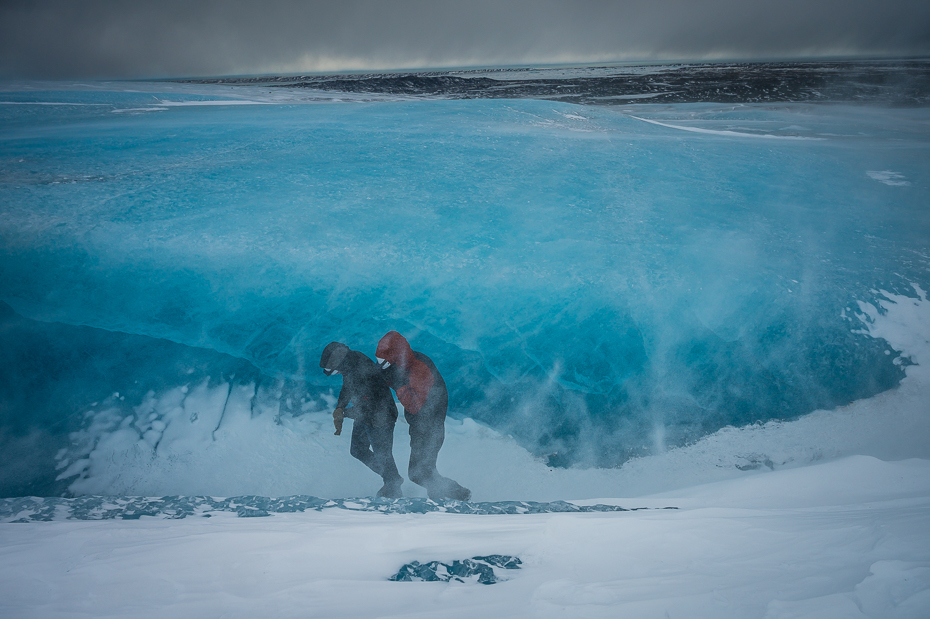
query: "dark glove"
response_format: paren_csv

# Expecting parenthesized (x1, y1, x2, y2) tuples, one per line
(333, 407, 345, 435)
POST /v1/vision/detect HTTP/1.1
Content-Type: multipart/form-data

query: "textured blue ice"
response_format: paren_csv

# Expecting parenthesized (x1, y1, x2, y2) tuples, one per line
(389, 555, 522, 585)
(1, 84, 928, 495)
(0, 495, 663, 522)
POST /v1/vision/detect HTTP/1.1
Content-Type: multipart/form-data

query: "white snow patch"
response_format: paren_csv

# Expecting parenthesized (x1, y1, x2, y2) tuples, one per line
(867, 170, 912, 186)
(153, 99, 270, 107)
(597, 91, 680, 99)
(629, 115, 825, 140)
(0, 101, 110, 106)
(110, 107, 168, 114)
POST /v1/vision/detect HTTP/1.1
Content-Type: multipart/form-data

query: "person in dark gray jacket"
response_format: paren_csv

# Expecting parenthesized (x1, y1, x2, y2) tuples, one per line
(320, 341, 403, 498)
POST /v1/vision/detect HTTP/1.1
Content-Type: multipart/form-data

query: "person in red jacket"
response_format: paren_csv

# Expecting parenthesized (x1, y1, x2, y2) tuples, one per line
(375, 331, 471, 501)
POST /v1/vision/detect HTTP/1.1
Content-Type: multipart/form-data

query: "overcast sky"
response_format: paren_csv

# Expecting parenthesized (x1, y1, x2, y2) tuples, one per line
(2, 0, 929, 79)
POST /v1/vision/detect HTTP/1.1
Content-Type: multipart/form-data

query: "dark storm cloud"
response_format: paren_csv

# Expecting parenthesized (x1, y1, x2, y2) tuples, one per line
(1, 0, 929, 79)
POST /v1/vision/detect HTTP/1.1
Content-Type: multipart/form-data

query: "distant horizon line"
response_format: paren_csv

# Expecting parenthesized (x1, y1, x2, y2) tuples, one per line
(61, 53, 930, 84)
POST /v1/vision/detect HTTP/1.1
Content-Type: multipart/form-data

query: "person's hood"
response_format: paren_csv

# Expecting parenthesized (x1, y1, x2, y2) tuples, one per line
(376, 331, 413, 369)
(319, 341, 350, 376)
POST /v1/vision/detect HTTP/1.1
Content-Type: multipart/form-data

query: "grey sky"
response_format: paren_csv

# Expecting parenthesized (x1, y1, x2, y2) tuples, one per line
(2, 0, 928, 79)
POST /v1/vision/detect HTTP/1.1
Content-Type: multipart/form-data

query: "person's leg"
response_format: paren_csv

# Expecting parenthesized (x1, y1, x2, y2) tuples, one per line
(349, 418, 378, 473)
(369, 421, 403, 498)
(407, 404, 471, 501)
(407, 413, 444, 492)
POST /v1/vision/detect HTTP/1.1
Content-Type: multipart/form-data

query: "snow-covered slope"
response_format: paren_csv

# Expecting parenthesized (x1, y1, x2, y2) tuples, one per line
(2, 455, 928, 618)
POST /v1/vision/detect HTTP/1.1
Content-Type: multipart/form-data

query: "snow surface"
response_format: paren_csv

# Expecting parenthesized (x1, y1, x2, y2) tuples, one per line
(2, 456, 928, 618)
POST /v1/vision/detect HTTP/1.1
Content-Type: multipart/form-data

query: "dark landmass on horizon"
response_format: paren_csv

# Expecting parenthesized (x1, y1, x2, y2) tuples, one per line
(181, 59, 930, 106)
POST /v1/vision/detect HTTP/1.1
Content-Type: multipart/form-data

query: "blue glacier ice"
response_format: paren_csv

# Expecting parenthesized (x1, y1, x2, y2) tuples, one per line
(0, 495, 662, 522)
(389, 555, 522, 585)
(1, 80, 928, 497)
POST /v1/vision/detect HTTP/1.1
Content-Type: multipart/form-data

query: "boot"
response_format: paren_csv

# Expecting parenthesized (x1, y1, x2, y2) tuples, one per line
(377, 477, 404, 499)
(426, 477, 471, 502)
(448, 482, 471, 502)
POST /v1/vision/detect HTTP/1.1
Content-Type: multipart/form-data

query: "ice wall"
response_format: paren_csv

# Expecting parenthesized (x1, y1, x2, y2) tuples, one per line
(1, 84, 929, 494)
(9, 285, 930, 501)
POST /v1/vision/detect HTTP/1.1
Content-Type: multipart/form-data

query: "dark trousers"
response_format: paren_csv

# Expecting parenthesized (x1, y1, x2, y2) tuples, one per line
(406, 410, 445, 489)
(350, 417, 402, 485)
(405, 390, 470, 500)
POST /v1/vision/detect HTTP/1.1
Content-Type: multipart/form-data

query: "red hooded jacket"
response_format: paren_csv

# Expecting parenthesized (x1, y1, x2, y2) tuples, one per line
(376, 331, 434, 414)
